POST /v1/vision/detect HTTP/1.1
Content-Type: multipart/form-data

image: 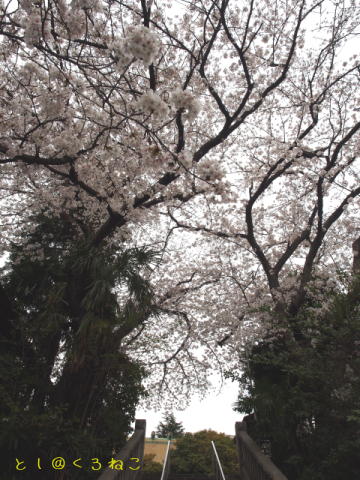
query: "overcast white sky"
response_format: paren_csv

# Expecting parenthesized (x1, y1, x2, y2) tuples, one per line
(134, 376, 244, 437)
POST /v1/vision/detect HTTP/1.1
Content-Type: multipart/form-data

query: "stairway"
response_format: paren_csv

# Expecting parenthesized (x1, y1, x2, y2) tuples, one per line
(96, 419, 288, 480)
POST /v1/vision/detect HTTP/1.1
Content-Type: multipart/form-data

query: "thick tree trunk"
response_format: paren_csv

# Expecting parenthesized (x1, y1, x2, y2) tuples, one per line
(352, 237, 360, 275)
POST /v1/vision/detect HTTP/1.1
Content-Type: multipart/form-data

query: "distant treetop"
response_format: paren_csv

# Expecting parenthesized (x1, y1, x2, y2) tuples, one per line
(156, 413, 184, 439)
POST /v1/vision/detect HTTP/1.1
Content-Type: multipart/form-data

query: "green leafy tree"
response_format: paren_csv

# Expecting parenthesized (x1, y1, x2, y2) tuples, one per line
(142, 453, 163, 474)
(233, 276, 360, 480)
(0, 213, 158, 479)
(171, 430, 239, 476)
(156, 413, 184, 439)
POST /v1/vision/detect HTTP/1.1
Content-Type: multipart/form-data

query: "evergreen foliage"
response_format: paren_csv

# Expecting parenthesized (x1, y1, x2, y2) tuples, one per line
(232, 277, 360, 480)
(0, 213, 158, 479)
(155, 413, 184, 439)
(142, 453, 163, 474)
(171, 430, 239, 476)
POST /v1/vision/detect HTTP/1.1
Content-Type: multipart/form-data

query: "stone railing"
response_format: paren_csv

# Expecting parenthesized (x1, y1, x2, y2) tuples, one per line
(97, 419, 146, 480)
(235, 422, 288, 480)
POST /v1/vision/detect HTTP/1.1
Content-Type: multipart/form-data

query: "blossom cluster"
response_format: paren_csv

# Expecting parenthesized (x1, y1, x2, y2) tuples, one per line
(136, 91, 169, 119)
(171, 88, 201, 121)
(71, 0, 99, 10)
(110, 26, 161, 67)
(23, 11, 43, 47)
(178, 150, 193, 169)
(197, 159, 223, 183)
(136, 88, 202, 122)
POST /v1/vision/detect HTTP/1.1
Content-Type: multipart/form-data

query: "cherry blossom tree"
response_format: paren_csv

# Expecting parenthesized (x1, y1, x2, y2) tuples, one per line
(0, 0, 359, 407)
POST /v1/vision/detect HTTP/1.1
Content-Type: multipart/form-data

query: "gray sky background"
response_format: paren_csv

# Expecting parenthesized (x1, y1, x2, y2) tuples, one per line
(134, 377, 243, 437)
